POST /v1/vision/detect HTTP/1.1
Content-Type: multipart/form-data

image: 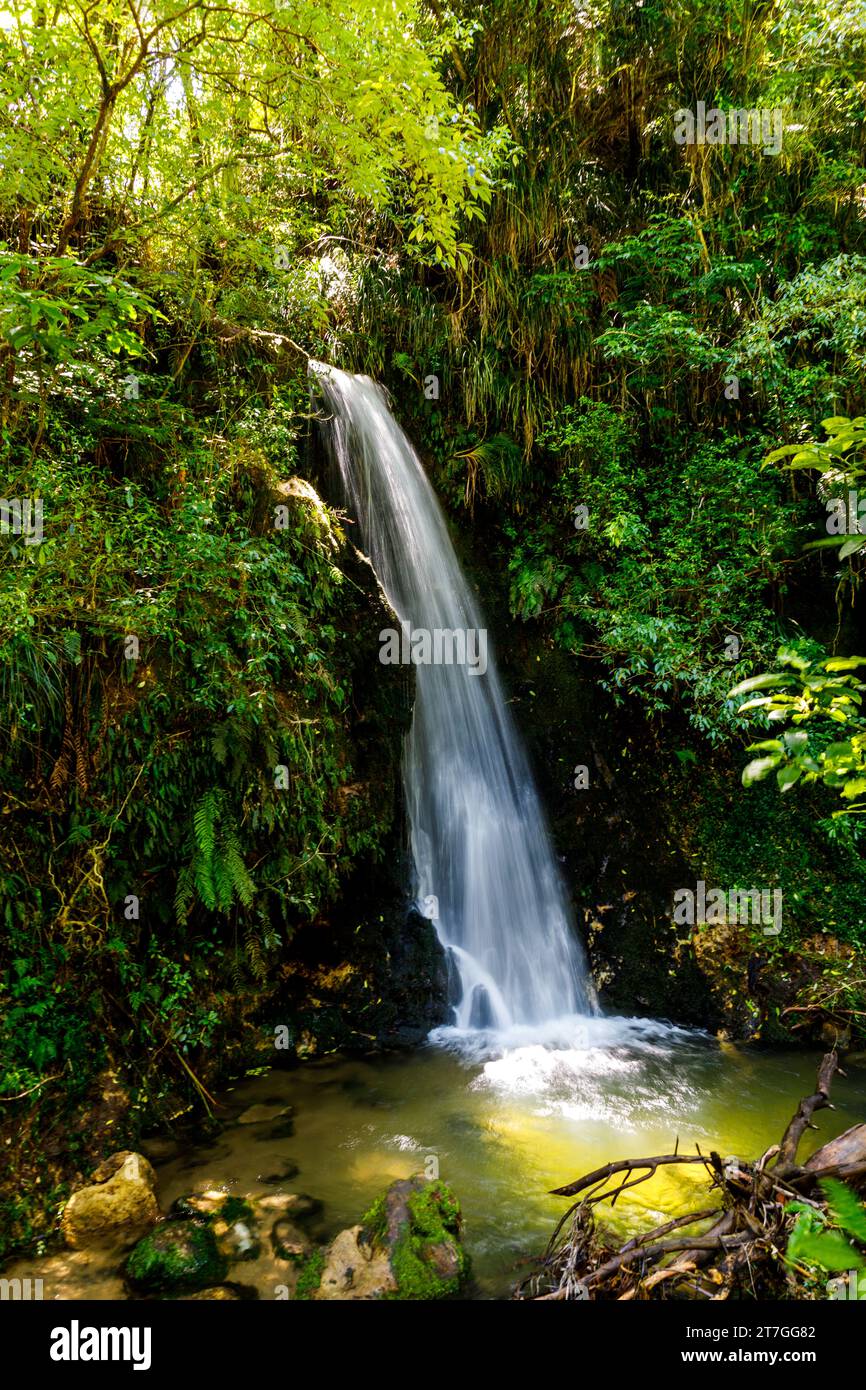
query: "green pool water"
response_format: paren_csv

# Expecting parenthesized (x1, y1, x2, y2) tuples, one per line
(149, 1020, 866, 1297)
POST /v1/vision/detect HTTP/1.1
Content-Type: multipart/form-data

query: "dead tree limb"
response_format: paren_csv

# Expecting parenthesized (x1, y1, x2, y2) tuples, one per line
(550, 1153, 712, 1199)
(519, 1050, 864, 1301)
(775, 1050, 839, 1174)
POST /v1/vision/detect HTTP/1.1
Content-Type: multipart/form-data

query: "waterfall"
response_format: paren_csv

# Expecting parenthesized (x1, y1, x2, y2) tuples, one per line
(311, 362, 596, 1035)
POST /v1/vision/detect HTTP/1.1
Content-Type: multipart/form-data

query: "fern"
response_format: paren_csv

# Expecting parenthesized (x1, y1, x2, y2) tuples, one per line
(820, 1178, 866, 1245)
(176, 790, 257, 922)
(193, 791, 219, 861)
(223, 834, 256, 908)
(787, 1180, 866, 1274)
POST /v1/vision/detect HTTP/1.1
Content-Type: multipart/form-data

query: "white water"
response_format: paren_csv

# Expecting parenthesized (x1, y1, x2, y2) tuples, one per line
(311, 362, 595, 1040)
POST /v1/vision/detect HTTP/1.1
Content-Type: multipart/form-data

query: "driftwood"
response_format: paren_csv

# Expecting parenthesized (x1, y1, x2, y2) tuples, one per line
(517, 1050, 866, 1301)
(805, 1123, 866, 1171)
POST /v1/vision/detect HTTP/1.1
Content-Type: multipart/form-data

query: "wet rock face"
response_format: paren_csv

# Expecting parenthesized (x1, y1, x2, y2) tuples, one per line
(61, 1151, 160, 1251)
(493, 636, 718, 1026)
(692, 926, 858, 1046)
(313, 1176, 468, 1301)
(272, 900, 450, 1057)
(237, 1102, 292, 1127)
(243, 528, 450, 1058)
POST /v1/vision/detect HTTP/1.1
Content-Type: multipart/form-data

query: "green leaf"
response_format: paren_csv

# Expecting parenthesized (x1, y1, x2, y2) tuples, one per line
(728, 672, 796, 697)
(820, 1179, 866, 1243)
(777, 764, 802, 791)
(742, 756, 780, 786)
(787, 1223, 864, 1273)
(782, 730, 809, 751)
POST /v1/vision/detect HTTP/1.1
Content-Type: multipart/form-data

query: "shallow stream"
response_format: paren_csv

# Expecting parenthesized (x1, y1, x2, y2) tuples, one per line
(21, 1020, 866, 1299)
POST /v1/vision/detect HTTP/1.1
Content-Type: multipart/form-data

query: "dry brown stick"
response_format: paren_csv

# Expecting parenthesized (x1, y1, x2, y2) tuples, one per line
(550, 1153, 712, 1199)
(538, 1204, 721, 1295)
(618, 1207, 720, 1254)
(775, 1050, 838, 1174)
(584, 1230, 751, 1289)
(645, 1209, 738, 1281)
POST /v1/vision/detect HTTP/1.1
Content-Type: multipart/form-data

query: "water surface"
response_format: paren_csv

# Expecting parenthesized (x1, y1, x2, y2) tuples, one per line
(152, 1025, 866, 1297)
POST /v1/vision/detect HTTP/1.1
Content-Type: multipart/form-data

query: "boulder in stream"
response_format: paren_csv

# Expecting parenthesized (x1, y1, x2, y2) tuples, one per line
(61, 1151, 159, 1251)
(237, 1102, 293, 1130)
(125, 1221, 228, 1294)
(313, 1176, 467, 1300)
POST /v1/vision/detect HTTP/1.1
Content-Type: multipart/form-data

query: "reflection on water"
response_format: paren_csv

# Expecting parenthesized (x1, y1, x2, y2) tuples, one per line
(150, 1027, 866, 1297)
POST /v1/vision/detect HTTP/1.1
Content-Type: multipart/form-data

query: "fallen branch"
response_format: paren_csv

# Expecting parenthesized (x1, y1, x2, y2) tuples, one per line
(518, 1051, 863, 1301)
(775, 1050, 838, 1174)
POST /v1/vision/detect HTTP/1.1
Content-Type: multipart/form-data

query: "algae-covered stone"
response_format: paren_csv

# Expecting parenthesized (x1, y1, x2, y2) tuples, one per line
(295, 1248, 328, 1300)
(315, 1177, 467, 1300)
(125, 1221, 228, 1293)
(168, 1193, 262, 1262)
(212, 1199, 261, 1263)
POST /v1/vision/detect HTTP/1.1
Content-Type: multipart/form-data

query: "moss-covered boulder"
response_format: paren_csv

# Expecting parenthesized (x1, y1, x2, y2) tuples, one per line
(315, 1177, 467, 1300)
(125, 1221, 228, 1294)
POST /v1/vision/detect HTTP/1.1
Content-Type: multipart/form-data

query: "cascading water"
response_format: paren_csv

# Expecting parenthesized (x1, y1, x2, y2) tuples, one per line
(311, 361, 596, 1037)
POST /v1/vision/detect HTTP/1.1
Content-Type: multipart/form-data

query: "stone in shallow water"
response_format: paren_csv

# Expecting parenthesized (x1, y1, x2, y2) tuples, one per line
(169, 1193, 263, 1262)
(271, 1217, 311, 1262)
(61, 1152, 159, 1251)
(212, 1214, 261, 1262)
(125, 1221, 228, 1293)
(182, 1285, 242, 1300)
(259, 1159, 301, 1185)
(237, 1102, 292, 1126)
(169, 1190, 227, 1222)
(313, 1176, 468, 1300)
(138, 1135, 182, 1164)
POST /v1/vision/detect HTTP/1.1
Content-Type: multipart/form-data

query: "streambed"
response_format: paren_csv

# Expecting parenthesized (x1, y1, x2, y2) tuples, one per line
(23, 1022, 866, 1300)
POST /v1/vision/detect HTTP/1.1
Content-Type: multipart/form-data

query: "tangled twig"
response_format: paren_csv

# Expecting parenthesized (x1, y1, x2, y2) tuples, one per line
(517, 1051, 866, 1301)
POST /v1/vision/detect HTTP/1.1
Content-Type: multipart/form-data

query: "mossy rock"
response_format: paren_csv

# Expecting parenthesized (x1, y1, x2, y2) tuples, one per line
(271, 1216, 310, 1262)
(168, 1193, 261, 1262)
(362, 1177, 468, 1300)
(125, 1221, 228, 1294)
